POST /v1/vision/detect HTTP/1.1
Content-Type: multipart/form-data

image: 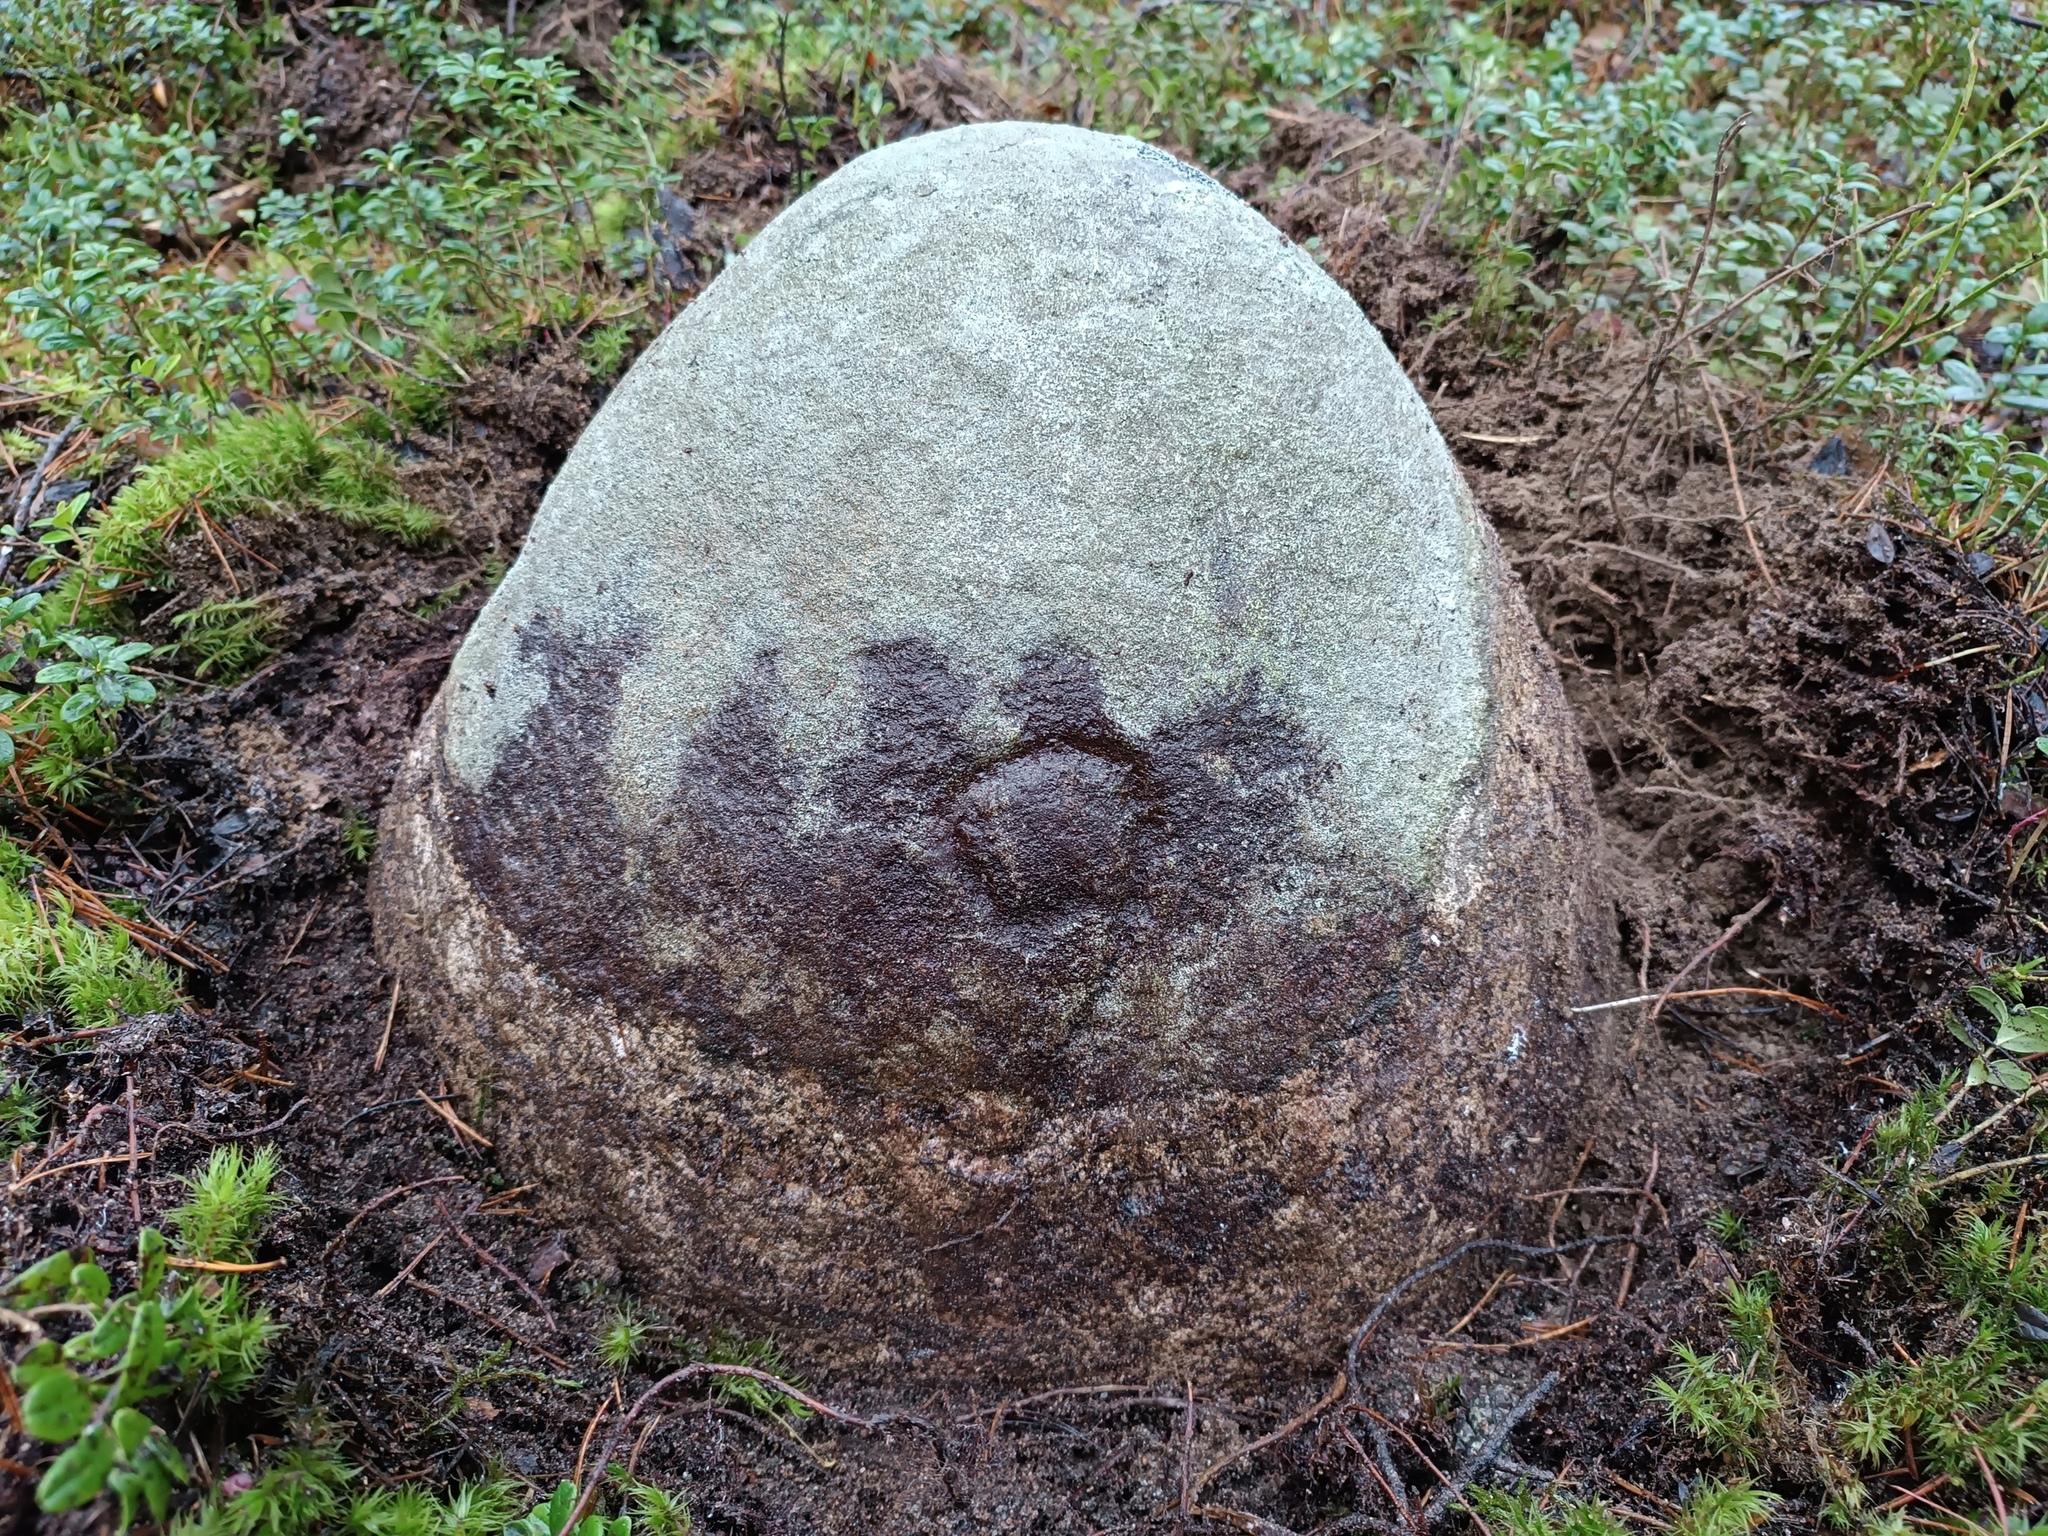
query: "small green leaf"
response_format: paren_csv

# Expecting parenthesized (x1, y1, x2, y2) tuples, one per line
(67, 1297, 134, 1362)
(1967, 1055, 2030, 1092)
(113, 1300, 166, 1405)
(546, 1480, 577, 1536)
(1996, 1006, 2048, 1057)
(59, 691, 97, 723)
(1968, 986, 2011, 1025)
(7, 1249, 74, 1304)
(136, 1229, 166, 1300)
(109, 1449, 183, 1530)
(36, 1424, 115, 1511)
(67, 1263, 110, 1306)
(21, 1368, 95, 1440)
(13, 1339, 63, 1386)
(111, 1406, 153, 1457)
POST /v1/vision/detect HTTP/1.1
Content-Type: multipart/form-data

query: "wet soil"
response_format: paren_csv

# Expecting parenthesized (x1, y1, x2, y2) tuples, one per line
(2, 69, 2042, 1536)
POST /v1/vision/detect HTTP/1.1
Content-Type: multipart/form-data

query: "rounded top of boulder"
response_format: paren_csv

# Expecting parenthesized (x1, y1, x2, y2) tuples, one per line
(445, 120, 1493, 915)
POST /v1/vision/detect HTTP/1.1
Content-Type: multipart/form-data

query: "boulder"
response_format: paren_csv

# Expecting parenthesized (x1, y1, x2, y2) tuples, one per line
(374, 122, 1611, 1388)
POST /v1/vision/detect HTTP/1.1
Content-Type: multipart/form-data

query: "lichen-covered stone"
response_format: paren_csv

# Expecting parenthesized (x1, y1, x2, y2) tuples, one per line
(374, 122, 1611, 1388)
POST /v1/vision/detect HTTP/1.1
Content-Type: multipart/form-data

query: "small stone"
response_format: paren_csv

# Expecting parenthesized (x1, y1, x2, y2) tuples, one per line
(1864, 521, 1896, 565)
(1809, 434, 1851, 476)
(375, 123, 1612, 1389)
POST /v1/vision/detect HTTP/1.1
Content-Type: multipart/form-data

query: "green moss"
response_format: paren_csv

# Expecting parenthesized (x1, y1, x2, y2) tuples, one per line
(56, 922, 181, 1027)
(0, 1074, 43, 1153)
(170, 597, 281, 681)
(168, 1146, 284, 1265)
(0, 851, 182, 1027)
(87, 410, 325, 582)
(1468, 1487, 1627, 1536)
(580, 322, 638, 382)
(84, 408, 445, 595)
(314, 435, 446, 546)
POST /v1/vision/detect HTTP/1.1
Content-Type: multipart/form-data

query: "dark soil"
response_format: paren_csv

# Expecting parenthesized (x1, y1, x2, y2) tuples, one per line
(3, 77, 2041, 1536)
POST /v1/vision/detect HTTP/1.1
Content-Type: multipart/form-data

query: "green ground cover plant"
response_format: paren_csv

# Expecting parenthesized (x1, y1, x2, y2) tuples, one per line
(5, 1193, 634, 1536)
(1634, 969, 2048, 1529)
(0, 851, 182, 1025)
(7, 1149, 282, 1523)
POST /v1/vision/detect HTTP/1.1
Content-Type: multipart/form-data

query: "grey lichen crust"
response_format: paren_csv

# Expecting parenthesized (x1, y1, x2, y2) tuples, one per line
(443, 121, 1493, 892)
(377, 122, 1611, 1388)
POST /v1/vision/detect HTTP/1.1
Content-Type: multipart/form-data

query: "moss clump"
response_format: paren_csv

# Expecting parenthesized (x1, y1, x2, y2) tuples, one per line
(170, 597, 281, 681)
(85, 408, 445, 591)
(0, 859, 182, 1028)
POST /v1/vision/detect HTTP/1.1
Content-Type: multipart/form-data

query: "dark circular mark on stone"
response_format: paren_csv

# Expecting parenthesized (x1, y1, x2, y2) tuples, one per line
(954, 747, 1134, 914)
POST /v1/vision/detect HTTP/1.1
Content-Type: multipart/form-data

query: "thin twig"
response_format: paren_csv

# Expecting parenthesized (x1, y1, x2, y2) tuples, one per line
(1424, 1318, 1592, 1353)
(419, 1089, 491, 1146)
(435, 1195, 556, 1327)
(1363, 1420, 1412, 1527)
(9, 1150, 154, 1192)
(1188, 1372, 1346, 1502)
(1356, 1409, 1463, 1529)
(1571, 986, 1842, 1019)
(772, 9, 804, 191)
(1613, 1145, 1661, 1309)
(1577, 117, 1746, 507)
(125, 1074, 141, 1224)
(1548, 1138, 1595, 1277)
(1187, 1507, 1303, 1536)
(1930, 1151, 2048, 1190)
(1700, 378, 1780, 591)
(0, 416, 81, 587)
(1681, 201, 1934, 346)
(574, 1399, 610, 1489)
(567, 1364, 936, 1531)
(166, 1256, 285, 1274)
(374, 978, 401, 1074)
(1646, 893, 1775, 1023)
(152, 1097, 310, 1150)
(278, 899, 322, 964)
(1445, 1272, 1512, 1338)
(1521, 1186, 1671, 1227)
(373, 1233, 444, 1299)
(1343, 1235, 1642, 1387)
(404, 1276, 570, 1367)
(1179, 1378, 1197, 1531)
(323, 1174, 465, 1258)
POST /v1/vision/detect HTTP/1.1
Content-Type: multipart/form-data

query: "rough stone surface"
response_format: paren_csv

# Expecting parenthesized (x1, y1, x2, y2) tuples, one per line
(375, 122, 1613, 1388)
